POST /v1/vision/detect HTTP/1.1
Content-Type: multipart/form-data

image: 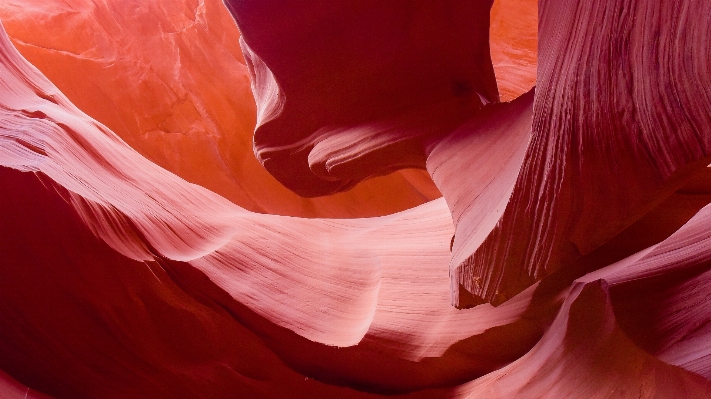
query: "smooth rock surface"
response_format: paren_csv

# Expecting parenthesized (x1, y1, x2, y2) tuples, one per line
(2, 0, 711, 398)
(0, 0, 440, 218)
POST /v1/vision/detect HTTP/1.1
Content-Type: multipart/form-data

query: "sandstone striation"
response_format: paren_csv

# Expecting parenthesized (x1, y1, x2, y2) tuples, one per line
(1, 0, 711, 397)
(225, 0, 499, 197)
(0, 0, 439, 218)
(453, 0, 711, 306)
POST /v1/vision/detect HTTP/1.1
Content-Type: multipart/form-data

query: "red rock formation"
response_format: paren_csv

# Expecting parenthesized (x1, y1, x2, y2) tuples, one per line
(221, 0, 535, 201)
(226, 0, 499, 197)
(426, 89, 534, 307)
(0, 19, 540, 396)
(457, 281, 711, 398)
(1, 0, 711, 397)
(0, 0, 439, 218)
(0, 370, 53, 399)
(578, 201, 711, 380)
(452, 0, 711, 306)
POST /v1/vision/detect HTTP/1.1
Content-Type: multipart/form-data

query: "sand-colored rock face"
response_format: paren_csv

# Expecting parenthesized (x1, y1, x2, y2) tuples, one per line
(0, 0, 440, 218)
(1, 0, 711, 398)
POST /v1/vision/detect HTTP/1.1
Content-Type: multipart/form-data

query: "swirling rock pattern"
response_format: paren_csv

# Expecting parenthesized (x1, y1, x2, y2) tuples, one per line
(0, 0, 439, 218)
(225, 0, 499, 197)
(454, 0, 711, 306)
(0, 19, 537, 396)
(1, 0, 711, 398)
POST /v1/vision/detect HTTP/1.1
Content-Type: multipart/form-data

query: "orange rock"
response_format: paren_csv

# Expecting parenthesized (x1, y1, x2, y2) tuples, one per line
(490, 0, 537, 101)
(0, 0, 439, 218)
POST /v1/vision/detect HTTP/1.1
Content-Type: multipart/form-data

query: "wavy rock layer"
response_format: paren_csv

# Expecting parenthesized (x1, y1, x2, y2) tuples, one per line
(220, 0, 536, 199)
(579, 201, 711, 380)
(0, 19, 542, 397)
(457, 281, 711, 398)
(426, 89, 533, 307)
(0, 0, 439, 218)
(454, 0, 711, 306)
(2, 0, 711, 398)
(225, 0, 499, 197)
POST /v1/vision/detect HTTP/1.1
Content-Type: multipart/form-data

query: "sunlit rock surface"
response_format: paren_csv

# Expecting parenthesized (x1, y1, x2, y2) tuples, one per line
(1, 0, 711, 398)
(0, 0, 440, 218)
(0, 18, 548, 396)
(489, 0, 536, 101)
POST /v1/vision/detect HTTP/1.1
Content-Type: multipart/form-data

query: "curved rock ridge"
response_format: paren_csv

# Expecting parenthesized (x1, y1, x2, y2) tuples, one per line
(0, 18, 545, 397)
(426, 89, 534, 308)
(0, 156, 544, 396)
(453, 0, 711, 306)
(0, 18, 406, 349)
(2, 0, 711, 398)
(578, 201, 711, 380)
(225, 0, 499, 197)
(0, 0, 440, 218)
(454, 280, 711, 398)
